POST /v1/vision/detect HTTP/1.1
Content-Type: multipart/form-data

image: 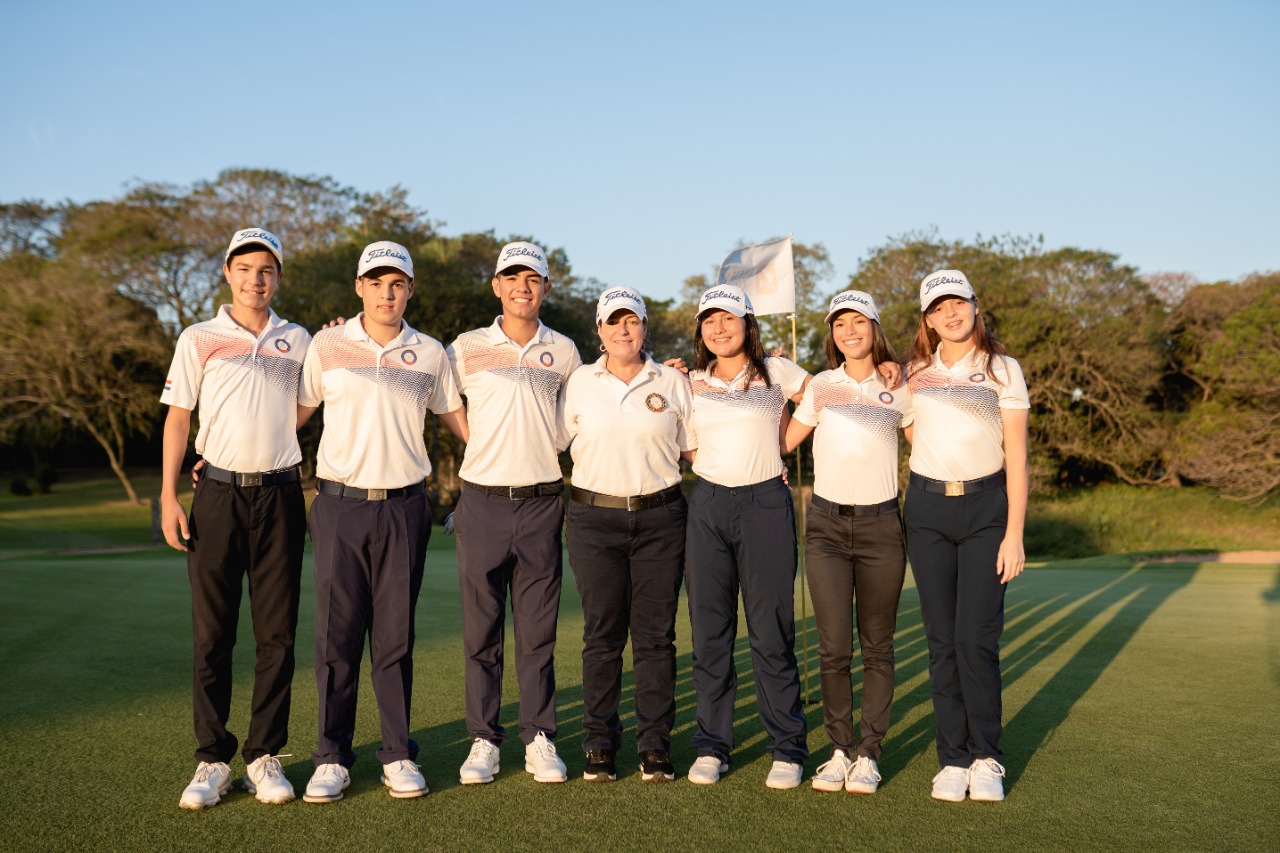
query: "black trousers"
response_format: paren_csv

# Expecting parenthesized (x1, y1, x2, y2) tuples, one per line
(804, 499, 905, 761)
(565, 497, 687, 753)
(186, 476, 305, 765)
(904, 482, 1008, 768)
(310, 491, 429, 767)
(454, 488, 564, 745)
(685, 477, 808, 764)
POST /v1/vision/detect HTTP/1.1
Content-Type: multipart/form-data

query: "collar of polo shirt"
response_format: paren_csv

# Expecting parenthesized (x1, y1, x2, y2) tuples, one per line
(931, 342, 980, 370)
(591, 353, 657, 377)
(212, 304, 285, 334)
(344, 312, 421, 348)
(484, 316, 552, 347)
(832, 365, 888, 387)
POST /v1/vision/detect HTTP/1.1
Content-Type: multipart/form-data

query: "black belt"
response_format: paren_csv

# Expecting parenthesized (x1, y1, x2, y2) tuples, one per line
(810, 494, 899, 517)
(317, 479, 425, 501)
(464, 480, 563, 500)
(571, 484, 683, 511)
(204, 464, 300, 487)
(909, 471, 1005, 497)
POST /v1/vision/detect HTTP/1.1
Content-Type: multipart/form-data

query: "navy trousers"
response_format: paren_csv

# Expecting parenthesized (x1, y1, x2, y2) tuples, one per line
(685, 477, 807, 764)
(187, 476, 304, 765)
(310, 491, 429, 767)
(454, 487, 565, 745)
(904, 482, 1008, 768)
(565, 498, 686, 753)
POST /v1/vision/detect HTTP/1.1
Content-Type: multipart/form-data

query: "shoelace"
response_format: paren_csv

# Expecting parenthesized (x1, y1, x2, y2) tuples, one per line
(468, 740, 495, 762)
(815, 755, 852, 778)
(973, 759, 1005, 778)
(193, 762, 223, 783)
(316, 764, 346, 782)
(255, 754, 292, 779)
(853, 757, 882, 782)
(531, 738, 558, 760)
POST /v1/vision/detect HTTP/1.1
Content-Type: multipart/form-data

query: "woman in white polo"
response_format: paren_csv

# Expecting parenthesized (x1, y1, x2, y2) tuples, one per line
(557, 286, 696, 784)
(905, 270, 1029, 803)
(783, 290, 912, 795)
(683, 284, 810, 790)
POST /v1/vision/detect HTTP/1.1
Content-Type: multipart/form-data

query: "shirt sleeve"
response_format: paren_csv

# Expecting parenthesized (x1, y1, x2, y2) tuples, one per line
(555, 369, 582, 453)
(994, 356, 1031, 409)
(768, 357, 809, 399)
(896, 385, 915, 429)
(793, 379, 819, 427)
(160, 329, 200, 410)
(445, 338, 466, 395)
(299, 335, 325, 408)
(673, 371, 697, 452)
(428, 344, 463, 415)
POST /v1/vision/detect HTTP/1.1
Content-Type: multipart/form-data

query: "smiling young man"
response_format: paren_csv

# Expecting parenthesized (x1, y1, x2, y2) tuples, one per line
(298, 241, 468, 803)
(160, 228, 310, 809)
(446, 241, 582, 785)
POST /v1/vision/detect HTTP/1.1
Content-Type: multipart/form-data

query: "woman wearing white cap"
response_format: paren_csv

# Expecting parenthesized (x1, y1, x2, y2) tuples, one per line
(782, 290, 912, 795)
(682, 283, 812, 789)
(905, 270, 1029, 803)
(557, 286, 696, 783)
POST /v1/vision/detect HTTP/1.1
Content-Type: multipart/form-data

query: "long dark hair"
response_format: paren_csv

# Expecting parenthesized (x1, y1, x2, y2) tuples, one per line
(824, 311, 899, 370)
(693, 310, 773, 388)
(908, 297, 1007, 383)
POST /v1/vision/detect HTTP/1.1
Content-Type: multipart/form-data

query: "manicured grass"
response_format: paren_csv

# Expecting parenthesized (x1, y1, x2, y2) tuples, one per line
(1, 537, 1276, 851)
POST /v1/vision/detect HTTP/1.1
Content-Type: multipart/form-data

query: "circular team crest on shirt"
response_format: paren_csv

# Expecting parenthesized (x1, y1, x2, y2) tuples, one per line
(969, 372, 986, 383)
(879, 391, 894, 404)
(646, 393, 669, 413)
(540, 351, 555, 367)
(401, 350, 418, 365)
(273, 338, 291, 353)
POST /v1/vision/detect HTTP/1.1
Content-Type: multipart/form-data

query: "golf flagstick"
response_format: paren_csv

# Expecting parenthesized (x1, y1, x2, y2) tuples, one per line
(791, 310, 813, 704)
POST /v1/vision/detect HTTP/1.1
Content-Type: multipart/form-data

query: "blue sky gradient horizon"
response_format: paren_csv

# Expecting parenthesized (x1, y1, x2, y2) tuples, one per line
(4, 1, 1277, 301)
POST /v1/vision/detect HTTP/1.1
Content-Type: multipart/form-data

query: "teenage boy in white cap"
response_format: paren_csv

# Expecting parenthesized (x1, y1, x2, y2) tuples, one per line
(161, 227, 310, 809)
(447, 241, 581, 785)
(298, 241, 468, 803)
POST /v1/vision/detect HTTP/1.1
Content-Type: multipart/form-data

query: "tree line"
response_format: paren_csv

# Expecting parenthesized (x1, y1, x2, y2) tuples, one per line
(1, 169, 1275, 504)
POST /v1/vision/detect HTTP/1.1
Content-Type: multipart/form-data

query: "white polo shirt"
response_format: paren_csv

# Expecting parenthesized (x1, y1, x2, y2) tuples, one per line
(558, 355, 697, 497)
(793, 367, 914, 505)
(908, 346, 1030, 482)
(160, 305, 310, 473)
(447, 318, 582, 487)
(300, 314, 461, 490)
(689, 356, 808, 488)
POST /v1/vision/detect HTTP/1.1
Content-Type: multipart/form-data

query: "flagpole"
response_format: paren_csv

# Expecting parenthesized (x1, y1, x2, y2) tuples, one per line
(790, 310, 812, 704)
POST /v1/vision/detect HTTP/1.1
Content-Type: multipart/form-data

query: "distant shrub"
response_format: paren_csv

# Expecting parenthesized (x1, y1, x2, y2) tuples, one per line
(35, 464, 57, 494)
(10, 476, 32, 497)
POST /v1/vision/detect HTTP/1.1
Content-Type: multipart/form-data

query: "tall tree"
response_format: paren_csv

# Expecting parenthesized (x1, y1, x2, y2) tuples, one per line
(0, 255, 169, 503)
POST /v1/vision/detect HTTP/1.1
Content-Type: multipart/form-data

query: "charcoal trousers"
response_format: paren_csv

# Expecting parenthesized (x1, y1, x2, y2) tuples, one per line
(804, 496, 905, 761)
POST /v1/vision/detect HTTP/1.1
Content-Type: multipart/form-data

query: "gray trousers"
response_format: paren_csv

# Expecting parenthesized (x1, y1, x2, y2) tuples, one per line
(455, 486, 565, 745)
(805, 496, 905, 760)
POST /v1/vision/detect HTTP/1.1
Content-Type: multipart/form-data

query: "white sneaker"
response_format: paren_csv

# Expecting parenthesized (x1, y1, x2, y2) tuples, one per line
(523, 733, 568, 783)
(303, 763, 351, 804)
(811, 750, 853, 792)
(459, 738, 500, 784)
(931, 765, 970, 802)
(382, 759, 429, 798)
(687, 755, 728, 785)
(765, 760, 804, 790)
(846, 755, 881, 794)
(179, 761, 232, 809)
(968, 758, 1006, 802)
(243, 754, 295, 804)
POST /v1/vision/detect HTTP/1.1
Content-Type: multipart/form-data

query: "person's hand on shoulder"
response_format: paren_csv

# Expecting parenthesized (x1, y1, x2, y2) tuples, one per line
(662, 356, 689, 375)
(878, 361, 904, 390)
(321, 317, 347, 331)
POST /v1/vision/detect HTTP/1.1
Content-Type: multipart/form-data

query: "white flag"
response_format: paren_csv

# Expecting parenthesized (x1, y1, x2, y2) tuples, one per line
(716, 236, 795, 316)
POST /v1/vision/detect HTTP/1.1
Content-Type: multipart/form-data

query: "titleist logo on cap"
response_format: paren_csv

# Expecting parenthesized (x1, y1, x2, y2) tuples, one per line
(366, 247, 409, 263)
(601, 288, 642, 304)
(832, 292, 870, 308)
(502, 245, 545, 263)
(924, 275, 968, 294)
(703, 288, 742, 303)
(237, 230, 279, 249)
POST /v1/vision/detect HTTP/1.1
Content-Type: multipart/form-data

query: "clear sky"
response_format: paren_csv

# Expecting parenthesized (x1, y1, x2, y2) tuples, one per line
(3, 1, 1276, 300)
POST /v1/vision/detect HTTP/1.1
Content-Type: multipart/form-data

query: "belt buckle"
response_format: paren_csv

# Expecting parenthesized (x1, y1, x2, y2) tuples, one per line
(240, 473, 263, 487)
(508, 486, 520, 500)
(944, 481, 964, 497)
(368, 489, 388, 501)
(627, 496, 640, 512)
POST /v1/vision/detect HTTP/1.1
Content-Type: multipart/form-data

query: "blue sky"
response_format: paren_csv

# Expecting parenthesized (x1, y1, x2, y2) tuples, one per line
(3, 1, 1276, 300)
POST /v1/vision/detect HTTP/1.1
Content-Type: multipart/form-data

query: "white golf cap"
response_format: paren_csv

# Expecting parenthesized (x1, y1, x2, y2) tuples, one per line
(495, 241, 550, 278)
(697, 284, 754, 318)
(596, 286, 647, 324)
(919, 269, 976, 311)
(358, 241, 414, 278)
(225, 228, 283, 266)
(825, 290, 880, 324)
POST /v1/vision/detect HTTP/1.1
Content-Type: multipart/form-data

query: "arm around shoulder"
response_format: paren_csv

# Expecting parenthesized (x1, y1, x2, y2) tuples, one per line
(160, 406, 193, 552)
